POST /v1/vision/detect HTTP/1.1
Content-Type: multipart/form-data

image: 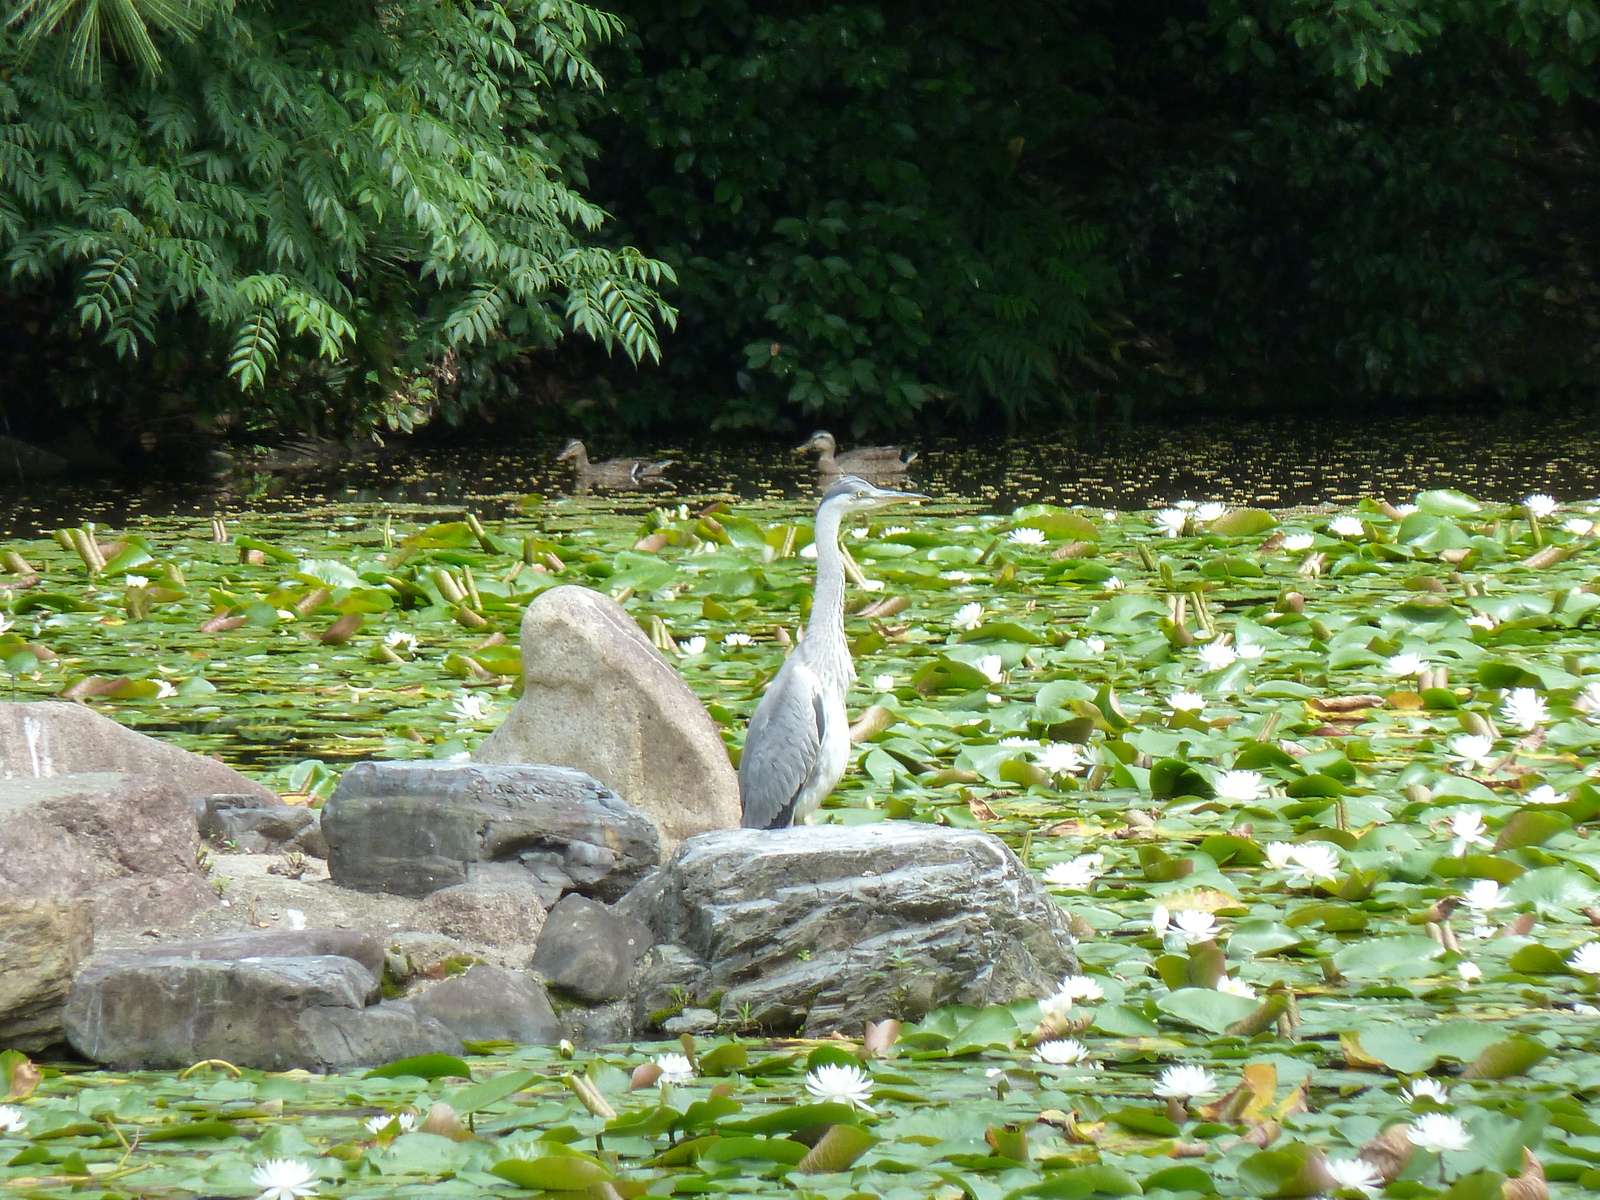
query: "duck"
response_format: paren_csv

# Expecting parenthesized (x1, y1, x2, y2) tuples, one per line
(556, 439, 671, 486)
(798, 430, 916, 475)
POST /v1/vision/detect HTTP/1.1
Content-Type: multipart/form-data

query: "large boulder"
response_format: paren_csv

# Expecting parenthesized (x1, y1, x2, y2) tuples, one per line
(530, 894, 652, 1004)
(0, 772, 216, 932)
(409, 966, 561, 1045)
(618, 824, 1078, 1036)
(0, 702, 275, 803)
(63, 952, 459, 1070)
(322, 762, 659, 902)
(0, 897, 93, 1051)
(199, 794, 324, 856)
(473, 586, 740, 849)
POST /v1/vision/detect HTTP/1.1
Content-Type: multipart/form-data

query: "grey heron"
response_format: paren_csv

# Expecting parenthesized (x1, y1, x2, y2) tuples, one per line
(798, 431, 917, 475)
(739, 475, 929, 829)
(557, 439, 671, 485)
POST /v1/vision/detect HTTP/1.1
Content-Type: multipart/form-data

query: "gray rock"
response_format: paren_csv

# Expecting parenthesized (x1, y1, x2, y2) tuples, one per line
(385, 933, 484, 985)
(0, 436, 66, 480)
(568, 1000, 634, 1046)
(138, 929, 386, 979)
(530, 894, 651, 1004)
(322, 762, 659, 901)
(0, 897, 93, 1051)
(473, 586, 740, 850)
(0, 702, 275, 802)
(620, 824, 1078, 1036)
(662, 1007, 719, 1036)
(200, 795, 319, 854)
(409, 966, 561, 1045)
(417, 882, 547, 949)
(63, 954, 459, 1070)
(0, 772, 216, 932)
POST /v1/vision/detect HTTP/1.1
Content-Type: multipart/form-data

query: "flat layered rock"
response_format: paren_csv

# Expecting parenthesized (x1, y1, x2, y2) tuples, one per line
(63, 953, 458, 1070)
(619, 824, 1078, 1036)
(0, 897, 93, 1051)
(322, 762, 659, 902)
(472, 586, 740, 849)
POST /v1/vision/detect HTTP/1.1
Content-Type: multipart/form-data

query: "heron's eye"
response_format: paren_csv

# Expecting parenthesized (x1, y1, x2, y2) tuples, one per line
(855, 490, 868, 498)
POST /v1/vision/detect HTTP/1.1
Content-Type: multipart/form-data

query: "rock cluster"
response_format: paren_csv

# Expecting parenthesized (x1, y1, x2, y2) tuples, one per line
(0, 589, 1081, 1069)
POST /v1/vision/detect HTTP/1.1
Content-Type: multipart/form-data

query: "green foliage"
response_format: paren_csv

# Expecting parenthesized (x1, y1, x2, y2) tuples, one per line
(0, 0, 672, 435)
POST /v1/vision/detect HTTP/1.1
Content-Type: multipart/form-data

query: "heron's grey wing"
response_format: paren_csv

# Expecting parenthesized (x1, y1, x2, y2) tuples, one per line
(739, 659, 826, 829)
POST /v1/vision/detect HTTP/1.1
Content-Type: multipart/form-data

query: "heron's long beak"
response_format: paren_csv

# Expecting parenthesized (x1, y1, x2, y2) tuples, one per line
(873, 490, 930, 506)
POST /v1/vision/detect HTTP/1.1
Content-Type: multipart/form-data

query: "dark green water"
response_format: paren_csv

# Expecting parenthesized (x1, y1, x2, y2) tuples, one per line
(2, 409, 1597, 535)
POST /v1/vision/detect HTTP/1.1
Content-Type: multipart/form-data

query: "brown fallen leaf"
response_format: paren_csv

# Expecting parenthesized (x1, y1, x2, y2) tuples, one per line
(628, 1063, 662, 1091)
(1242, 1120, 1281, 1148)
(200, 613, 248, 633)
(1498, 912, 1538, 938)
(849, 705, 896, 743)
(1258, 531, 1285, 553)
(968, 796, 999, 821)
(1052, 540, 1096, 559)
(1358, 1123, 1415, 1182)
(1, 1051, 42, 1101)
(864, 1019, 901, 1058)
(633, 532, 668, 553)
(1387, 691, 1425, 710)
(1308, 694, 1385, 713)
(1503, 1147, 1548, 1200)
(420, 1102, 473, 1140)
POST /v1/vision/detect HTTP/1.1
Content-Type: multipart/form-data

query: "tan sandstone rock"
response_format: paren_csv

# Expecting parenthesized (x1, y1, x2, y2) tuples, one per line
(0, 896, 93, 1050)
(473, 586, 739, 848)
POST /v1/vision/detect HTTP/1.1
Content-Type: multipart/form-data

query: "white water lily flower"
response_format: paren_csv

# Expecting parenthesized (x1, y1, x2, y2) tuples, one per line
(977, 654, 1004, 683)
(1406, 1112, 1472, 1153)
(1196, 502, 1228, 522)
(804, 1063, 874, 1112)
(1449, 734, 1497, 771)
(1577, 681, 1600, 715)
(1401, 1077, 1450, 1104)
(1524, 784, 1563, 804)
(880, 526, 908, 537)
(251, 1160, 319, 1200)
(1155, 509, 1188, 537)
(1197, 642, 1237, 671)
(1466, 613, 1497, 630)
(655, 1052, 696, 1084)
(1457, 961, 1483, 983)
(1323, 1157, 1382, 1198)
(124, 574, 149, 588)
(998, 736, 1039, 748)
(1104, 576, 1124, 590)
(0, 1106, 27, 1133)
(1150, 905, 1171, 936)
(1216, 976, 1257, 1000)
(1083, 636, 1107, 654)
(1568, 943, 1600, 974)
(364, 1111, 416, 1135)
(680, 636, 707, 656)
(952, 602, 984, 631)
(799, 542, 818, 558)
(1033, 1039, 1093, 1066)
(873, 674, 895, 692)
(1055, 974, 1106, 1003)
(1042, 854, 1103, 890)
(384, 630, 418, 653)
(1286, 843, 1340, 886)
(1449, 809, 1492, 856)
(1394, 503, 1419, 516)
(1169, 691, 1205, 712)
(1153, 1064, 1217, 1099)
(1282, 533, 1315, 551)
(154, 680, 178, 699)
(1462, 879, 1510, 913)
(1525, 494, 1559, 519)
(1008, 527, 1047, 546)
(1214, 769, 1264, 803)
(1038, 743, 1089, 775)
(1500, 687, 1549, 730)
(451, 693, 490, 722)
(1172, 910, 1217, 944)
(1564, 518, 1595, 536)
(940, 570, 974, 583)
(1235, 642, 1265, 659)
(1386, 652, 1426, 677)
(1176, 500, 1198, 511)
(849, 527, 869, 539)
(1328, 515, 1365, 537)
(1264, 842, 1297, 871)
(723, 632, 753, 647)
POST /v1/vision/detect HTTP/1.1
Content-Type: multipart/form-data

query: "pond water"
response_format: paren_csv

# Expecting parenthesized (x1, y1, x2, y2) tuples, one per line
(1, 407, 1597, 536)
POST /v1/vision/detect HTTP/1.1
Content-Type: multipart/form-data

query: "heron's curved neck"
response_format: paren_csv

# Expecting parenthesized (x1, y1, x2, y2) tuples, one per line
(808, 500, 848, 651)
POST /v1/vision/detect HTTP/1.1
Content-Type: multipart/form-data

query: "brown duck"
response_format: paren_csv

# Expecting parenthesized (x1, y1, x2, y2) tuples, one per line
(556, 439, 671, 485)
(798, 430, 916, 475)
